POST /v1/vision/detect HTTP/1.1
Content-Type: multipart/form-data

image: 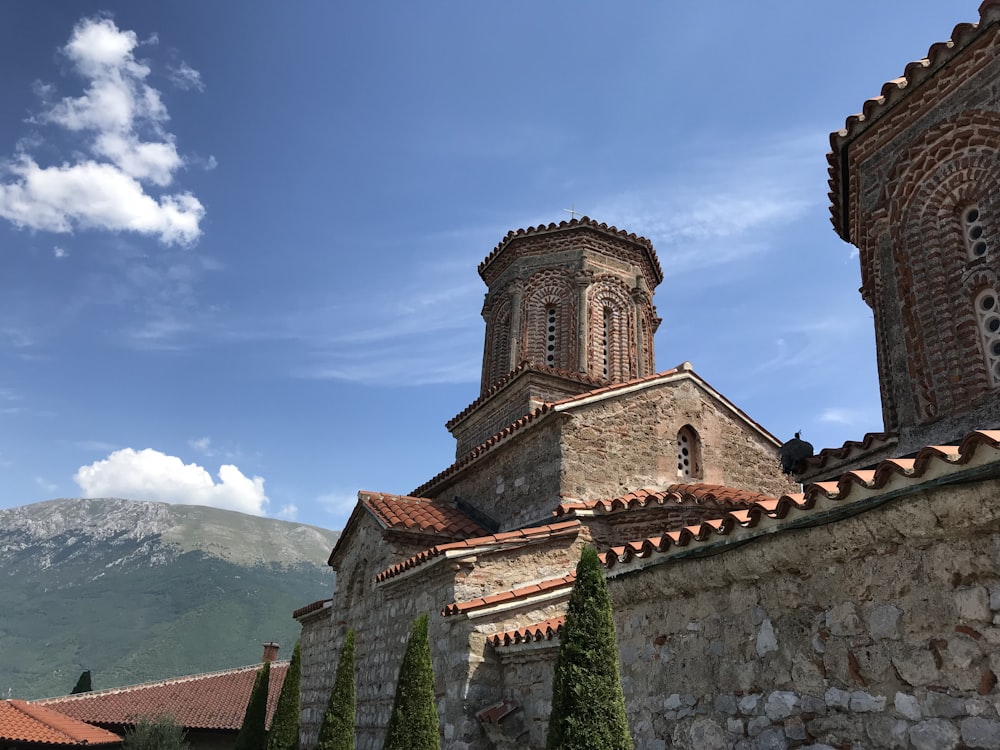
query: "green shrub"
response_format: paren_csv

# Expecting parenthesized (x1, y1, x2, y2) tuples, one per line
(266, 642, 301, 750)
(316, 630, 356, 750)
(122, 716, 190, 750)
(546, 547, 631, 750)
(382, 615, 439, 750)
(235, 661, 271, 750)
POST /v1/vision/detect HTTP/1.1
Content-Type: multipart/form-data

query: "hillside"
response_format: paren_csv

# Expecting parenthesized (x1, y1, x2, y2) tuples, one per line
(0, 497, 339, 699)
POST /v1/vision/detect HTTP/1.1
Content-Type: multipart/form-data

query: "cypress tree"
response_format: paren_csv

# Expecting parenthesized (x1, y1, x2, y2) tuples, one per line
(546, 547, 631, 750)
(382, 614, 440, 750)
(235, 661, 271, 750)
(70, 670, 92, 694)
(266, 642, 301, 750)
(316, 630, 356, 750)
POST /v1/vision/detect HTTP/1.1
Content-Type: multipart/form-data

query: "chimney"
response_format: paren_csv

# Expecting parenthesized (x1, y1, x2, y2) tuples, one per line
(262, 642, 280, 663)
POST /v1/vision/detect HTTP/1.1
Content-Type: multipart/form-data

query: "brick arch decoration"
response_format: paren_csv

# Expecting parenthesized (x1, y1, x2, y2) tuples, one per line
(588, 277, 635, 382)
(522, 269, 577, 371)
(638, 294, 658, 378)
(482, 295, 512, 393)
(884, 113, 1000, 422)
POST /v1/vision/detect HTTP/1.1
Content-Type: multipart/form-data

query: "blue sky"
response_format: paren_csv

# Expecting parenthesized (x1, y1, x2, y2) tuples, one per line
(0, 1, 970, 529)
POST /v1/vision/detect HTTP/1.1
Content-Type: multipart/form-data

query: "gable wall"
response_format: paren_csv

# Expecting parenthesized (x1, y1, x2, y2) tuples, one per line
(559, 379, 795, 501)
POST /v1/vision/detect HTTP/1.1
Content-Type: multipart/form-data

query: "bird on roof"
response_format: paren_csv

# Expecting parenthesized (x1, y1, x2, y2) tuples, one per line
(779, 431, 814, 474)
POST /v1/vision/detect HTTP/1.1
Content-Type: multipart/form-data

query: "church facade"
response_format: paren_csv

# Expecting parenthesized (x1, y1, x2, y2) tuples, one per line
(295, 3, 1000, 748)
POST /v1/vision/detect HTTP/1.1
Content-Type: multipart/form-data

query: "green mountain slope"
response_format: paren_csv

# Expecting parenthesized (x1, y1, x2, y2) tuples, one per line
(0, 498, 339, 699)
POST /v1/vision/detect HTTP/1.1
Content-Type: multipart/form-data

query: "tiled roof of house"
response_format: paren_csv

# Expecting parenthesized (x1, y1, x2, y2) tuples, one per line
(828, 1, 1000, 238)
(599, 430, 1000, 575)
(37, 663, 288, 732)
(292, 598, 332, 620)
(553, 483, 774, 518)
(0, 700, 121, 746)
(478, 217, 663, 286)
(487, 617, 566, 649)
(442, 574, 576, 617)
(359, 491, 488, 538)
(375, 520, 581, 583)
(415, 364, 779, 499)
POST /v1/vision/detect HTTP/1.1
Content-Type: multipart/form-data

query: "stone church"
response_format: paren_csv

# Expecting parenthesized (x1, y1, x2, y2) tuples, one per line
(294, 3, 1000, 748)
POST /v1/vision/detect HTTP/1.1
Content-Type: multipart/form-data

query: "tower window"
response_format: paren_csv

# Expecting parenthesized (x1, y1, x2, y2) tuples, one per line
(675, 425, 702, 480)
(976, 289, 1000, 385)
(962, 205, 988, 259)
(546, 307, 557, 365)
(602, 308, 611, 379)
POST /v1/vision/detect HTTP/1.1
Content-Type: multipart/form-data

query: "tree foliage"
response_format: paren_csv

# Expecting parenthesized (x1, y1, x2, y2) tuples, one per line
(71, 670, 92, 694)
(235, 661, 271, 750)
(266, 642, 301, 750)
(122, 716, 190, 750)
(546, 547, 631, 750)
(382, 615, 440, 750)
(316, 630, 356, 750)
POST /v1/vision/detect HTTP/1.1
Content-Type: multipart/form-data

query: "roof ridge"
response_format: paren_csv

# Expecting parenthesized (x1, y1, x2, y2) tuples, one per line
(37, 662, 289, 703)
(441, 572, 576, 616)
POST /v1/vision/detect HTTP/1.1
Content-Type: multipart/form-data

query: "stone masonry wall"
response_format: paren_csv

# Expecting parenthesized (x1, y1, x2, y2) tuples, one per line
(560, 378, 796, 501)
(490, 477, 1000, 749)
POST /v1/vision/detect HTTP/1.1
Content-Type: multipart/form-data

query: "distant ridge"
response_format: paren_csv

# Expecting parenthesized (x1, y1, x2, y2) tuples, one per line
(0, 497, 339, 699)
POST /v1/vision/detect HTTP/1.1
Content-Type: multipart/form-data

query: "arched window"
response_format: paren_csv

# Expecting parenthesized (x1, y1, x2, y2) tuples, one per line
(546, 306, 558, 366)
(676, 425, 702, 480)
(962, 205, 988, 260)
(975, 288, 1000, 386)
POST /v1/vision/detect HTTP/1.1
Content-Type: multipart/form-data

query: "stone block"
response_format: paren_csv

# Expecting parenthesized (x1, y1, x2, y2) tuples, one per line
(956, 587, 992, 622)
(909, 719, 961, 750)
(867, 603, 902, 640)
(824, 687, 850, 710)
(924, 690, 968, 718)
(850, 690, 887, 712)
(865, 716, 910, 749)
(891, 644, 940, 686)
(895, 692, 922, 721)
(739, 694, 762, 715)
(765, 691, 798, 721)
(756, 727, 788, 750)
(714, 694, 738, 715)
(961, 716, 1000, 749)
(757, 618, 778, 657)
(826, 601, 863, 636)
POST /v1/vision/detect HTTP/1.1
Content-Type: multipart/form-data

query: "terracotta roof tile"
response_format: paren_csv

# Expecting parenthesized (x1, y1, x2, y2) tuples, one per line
(37, 663, 288, 732)
(829, 2, 1000, 237)
(798, 432, 897, 474)
(487, 617, 566, 648)
(478, 217, 663, 286)
(375, 520, 581, 583)
(475, 700, 519, 724)
(0, 701, 121, 746)
(553, 483, 777, 518)
(599, 429, 1000, 574)
(442, 574, 576, 617)
(292, 598, 331, 620)
(359, 491, 488, 538)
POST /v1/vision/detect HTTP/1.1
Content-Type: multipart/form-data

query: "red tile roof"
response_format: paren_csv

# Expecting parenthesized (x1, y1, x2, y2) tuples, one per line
(442, 574, 576, 617)
(37, 663, 288, 732)
(0, 700, 121, 746)
(487, 617, 566, 649)
(599, 430, 1000, 574)
(292, 598, 331, 620)
(829, 2, 1000, 238)
(478, 217, 663, 286)
(375, 520, 581, 583)
(359, 491, 488, 538)
(553, 483, 775, 518)
(796, 432, 897, 475)
(415, 363, 779, 499)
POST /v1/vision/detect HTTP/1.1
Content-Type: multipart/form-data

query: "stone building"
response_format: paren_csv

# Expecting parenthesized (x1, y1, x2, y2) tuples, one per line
(295, 3, 1000, 748)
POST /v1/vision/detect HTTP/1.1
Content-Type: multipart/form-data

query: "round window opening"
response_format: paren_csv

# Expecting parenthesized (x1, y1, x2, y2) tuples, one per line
(967, 208, 981, 223)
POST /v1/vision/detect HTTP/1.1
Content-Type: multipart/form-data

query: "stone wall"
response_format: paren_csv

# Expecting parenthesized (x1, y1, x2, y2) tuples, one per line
(560, 378, 795, 501)
(492, 476, 1000, 749)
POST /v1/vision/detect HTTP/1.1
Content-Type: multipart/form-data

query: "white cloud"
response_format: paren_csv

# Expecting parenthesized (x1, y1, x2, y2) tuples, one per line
(318, 490, 360, 526)
(35, 476, 58, 494)
(819, 407, 876, 426)
(0, 16, 204, 245)
(188, 436, 213, 455)
(74, 448, 269, 516)
(168, 61, 205, 92)
(275, 504, 298, 521)
(53, 245, 68, 258)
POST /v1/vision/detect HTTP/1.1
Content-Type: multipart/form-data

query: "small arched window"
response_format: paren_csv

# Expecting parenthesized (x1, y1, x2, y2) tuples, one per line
(676, 425, 702, 480)
(545, 306, 558, 366)
(975, 289, 1000, 386)
(962, 205, 988, 260)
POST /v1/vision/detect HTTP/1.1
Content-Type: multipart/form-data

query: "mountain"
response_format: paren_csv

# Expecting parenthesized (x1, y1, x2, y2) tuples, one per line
(0, 497, 339, 700)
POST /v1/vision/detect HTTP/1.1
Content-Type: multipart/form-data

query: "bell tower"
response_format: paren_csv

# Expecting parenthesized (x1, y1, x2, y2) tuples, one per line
(446, 217, 662, 457)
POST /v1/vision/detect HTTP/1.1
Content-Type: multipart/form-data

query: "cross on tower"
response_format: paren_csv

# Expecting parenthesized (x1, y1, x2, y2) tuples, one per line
(563, 204, 580, 220)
